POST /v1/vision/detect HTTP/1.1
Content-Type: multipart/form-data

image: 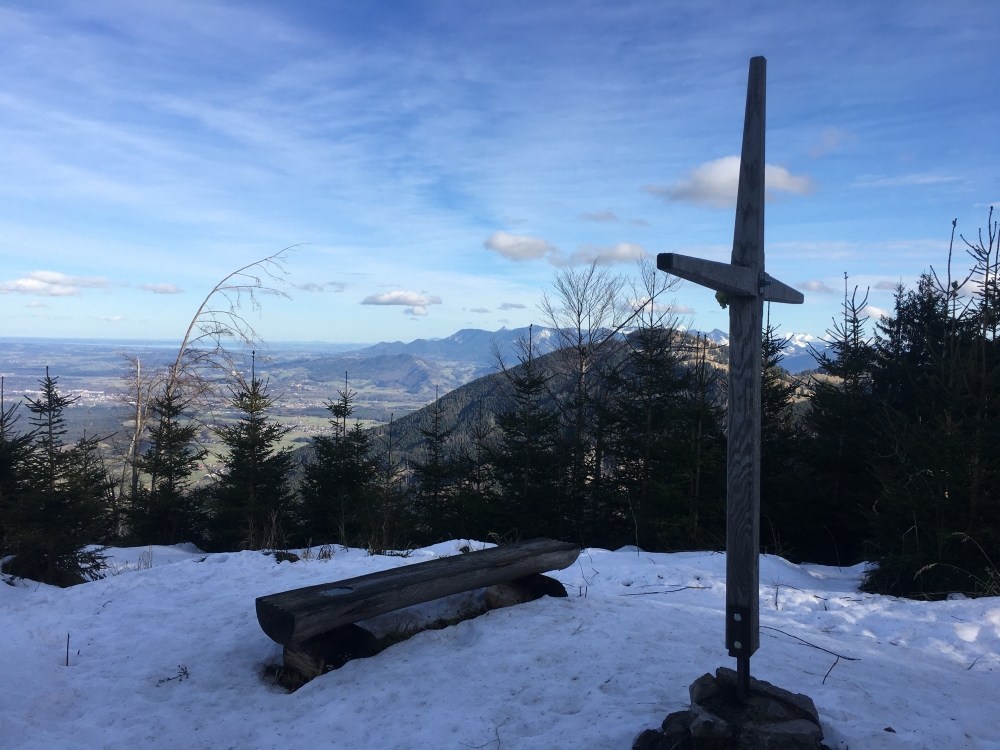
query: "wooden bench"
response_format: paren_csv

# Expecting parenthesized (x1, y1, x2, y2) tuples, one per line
(256, 538, 580, 680)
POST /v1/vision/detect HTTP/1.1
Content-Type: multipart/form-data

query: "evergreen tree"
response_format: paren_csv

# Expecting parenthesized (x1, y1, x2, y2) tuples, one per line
(488, 327, 564, 540)
(800, 283, 879, 566)
(410, 387, 463, 541)
(4, 369, 107, 585)
(0, 378, 36, 568)
(129, 391, 207, 545)
(676, 334, 727, 548)
(864, 232, 1000, 596)
(299, 376, 378, 546)
(208, 361, 295, 551)
(602, 322, 690, 549)
(758, 320, 810, 559)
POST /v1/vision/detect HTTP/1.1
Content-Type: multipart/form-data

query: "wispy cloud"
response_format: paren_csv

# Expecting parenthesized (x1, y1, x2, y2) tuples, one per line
(0, 270, 110, 296)
(580, 210, 619, 223)
(140, 283, 183, 294)
(498, 302, 526, 310)
(629, 218, 651, 227)
(854, 173, 960, 188)
(361, 289, 442, 316)
(297, 282, 325, 292)
(469, 307, 490, 313)
(809, 126, 857, 158)
(643, 156, 814, 208)
(99, 315, 124, 322)
(796, 280, 837, 294)
(873, 280, 899, 291)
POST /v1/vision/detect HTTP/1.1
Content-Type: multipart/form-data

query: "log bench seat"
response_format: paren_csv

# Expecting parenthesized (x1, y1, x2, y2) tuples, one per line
(256, 538, 580, 680)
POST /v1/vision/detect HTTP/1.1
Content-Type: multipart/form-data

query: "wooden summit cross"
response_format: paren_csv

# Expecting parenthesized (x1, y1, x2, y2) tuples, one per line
(656, 56, 803, 700)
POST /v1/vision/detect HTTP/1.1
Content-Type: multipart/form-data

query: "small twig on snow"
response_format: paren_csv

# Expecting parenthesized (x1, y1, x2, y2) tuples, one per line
(822, 656, 839, 684)
(620, 585, 710, 596)
(460, 718, 509, 749)
(761, 626, 859, 661)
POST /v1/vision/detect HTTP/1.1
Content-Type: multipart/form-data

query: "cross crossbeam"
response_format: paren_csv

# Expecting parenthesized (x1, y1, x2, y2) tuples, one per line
(656, 55, 803, 702)
(656, 253, 803, 303)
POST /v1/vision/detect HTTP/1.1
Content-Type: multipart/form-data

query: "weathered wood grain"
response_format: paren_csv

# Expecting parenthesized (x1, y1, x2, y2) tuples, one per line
(725, 55, 766, 659)
(656, 253, 758, 296)
(256, 538, 580, 645)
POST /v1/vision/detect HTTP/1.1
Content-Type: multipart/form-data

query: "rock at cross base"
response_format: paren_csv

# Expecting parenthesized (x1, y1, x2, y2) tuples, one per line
(632, 670, 828, 750)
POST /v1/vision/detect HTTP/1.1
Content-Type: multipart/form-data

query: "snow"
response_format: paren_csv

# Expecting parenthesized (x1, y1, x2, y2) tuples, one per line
(2, 543, 998, 750)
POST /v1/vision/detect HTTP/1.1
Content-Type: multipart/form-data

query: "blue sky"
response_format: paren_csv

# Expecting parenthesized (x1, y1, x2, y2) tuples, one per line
(1, 1, 998, 344)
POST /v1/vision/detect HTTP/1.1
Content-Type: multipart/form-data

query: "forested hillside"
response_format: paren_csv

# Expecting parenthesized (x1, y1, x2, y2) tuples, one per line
(4, 222, 1000, 602)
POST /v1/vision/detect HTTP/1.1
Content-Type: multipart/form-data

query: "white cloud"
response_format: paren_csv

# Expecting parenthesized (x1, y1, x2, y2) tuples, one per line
(26, 300, 47, 308)
(498, 302, 526, 310)
(566, 242, 648, 266)
(100, 315, 124, 322)
(0, 270, 110, 296)
(643, 156, 815, 209)
(362, 290, 442, 315)
(810, 126, 857, 158)
(469, 307, 490, 313)
(580, 210, 619, 223)
(140, 283, 184, 294)
(326, 282, 348, 293)
(854, 173, 960, 188)
(296, 282, 325, 292)
(796, 280, 837, 294)
(767, 165, 816, 198)
(484, 231, 558, 261)
(862, 304, 889, 320)
(873, 280, 899, 291)
(28, 271, 109, 288)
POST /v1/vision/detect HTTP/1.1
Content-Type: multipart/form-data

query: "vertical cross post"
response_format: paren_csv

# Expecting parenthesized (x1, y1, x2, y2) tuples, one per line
(726, 55, 766, 702)
(656, 56, 803, 703)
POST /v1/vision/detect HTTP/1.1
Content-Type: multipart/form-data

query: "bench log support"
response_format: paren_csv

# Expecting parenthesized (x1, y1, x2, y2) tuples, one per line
(256, 538, 581, 647)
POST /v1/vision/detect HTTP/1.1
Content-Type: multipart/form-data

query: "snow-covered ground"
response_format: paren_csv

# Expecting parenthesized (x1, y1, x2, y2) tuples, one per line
(1, 542, 997, 750)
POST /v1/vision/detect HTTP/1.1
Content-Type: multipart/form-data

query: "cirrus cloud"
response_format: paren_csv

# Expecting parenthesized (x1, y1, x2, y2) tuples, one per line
(643, 156, 815, 209)
(498, 302, 526, 310)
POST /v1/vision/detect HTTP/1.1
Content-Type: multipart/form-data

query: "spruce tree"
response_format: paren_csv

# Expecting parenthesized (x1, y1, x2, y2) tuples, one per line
(758, 320, 808, 559)
(208, 361, 294, 551)
(865, 239, 1000, 596)
(130, 391, 207, 545)
(602, 322, 689, 549)
(488, 327, 563, 540)
(300, 376, 378, 546)
(801, 283, 879, 567)
(0, 378, 35, 569)
(5, 369, 107, 585)
(410, 387, 462, 542)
